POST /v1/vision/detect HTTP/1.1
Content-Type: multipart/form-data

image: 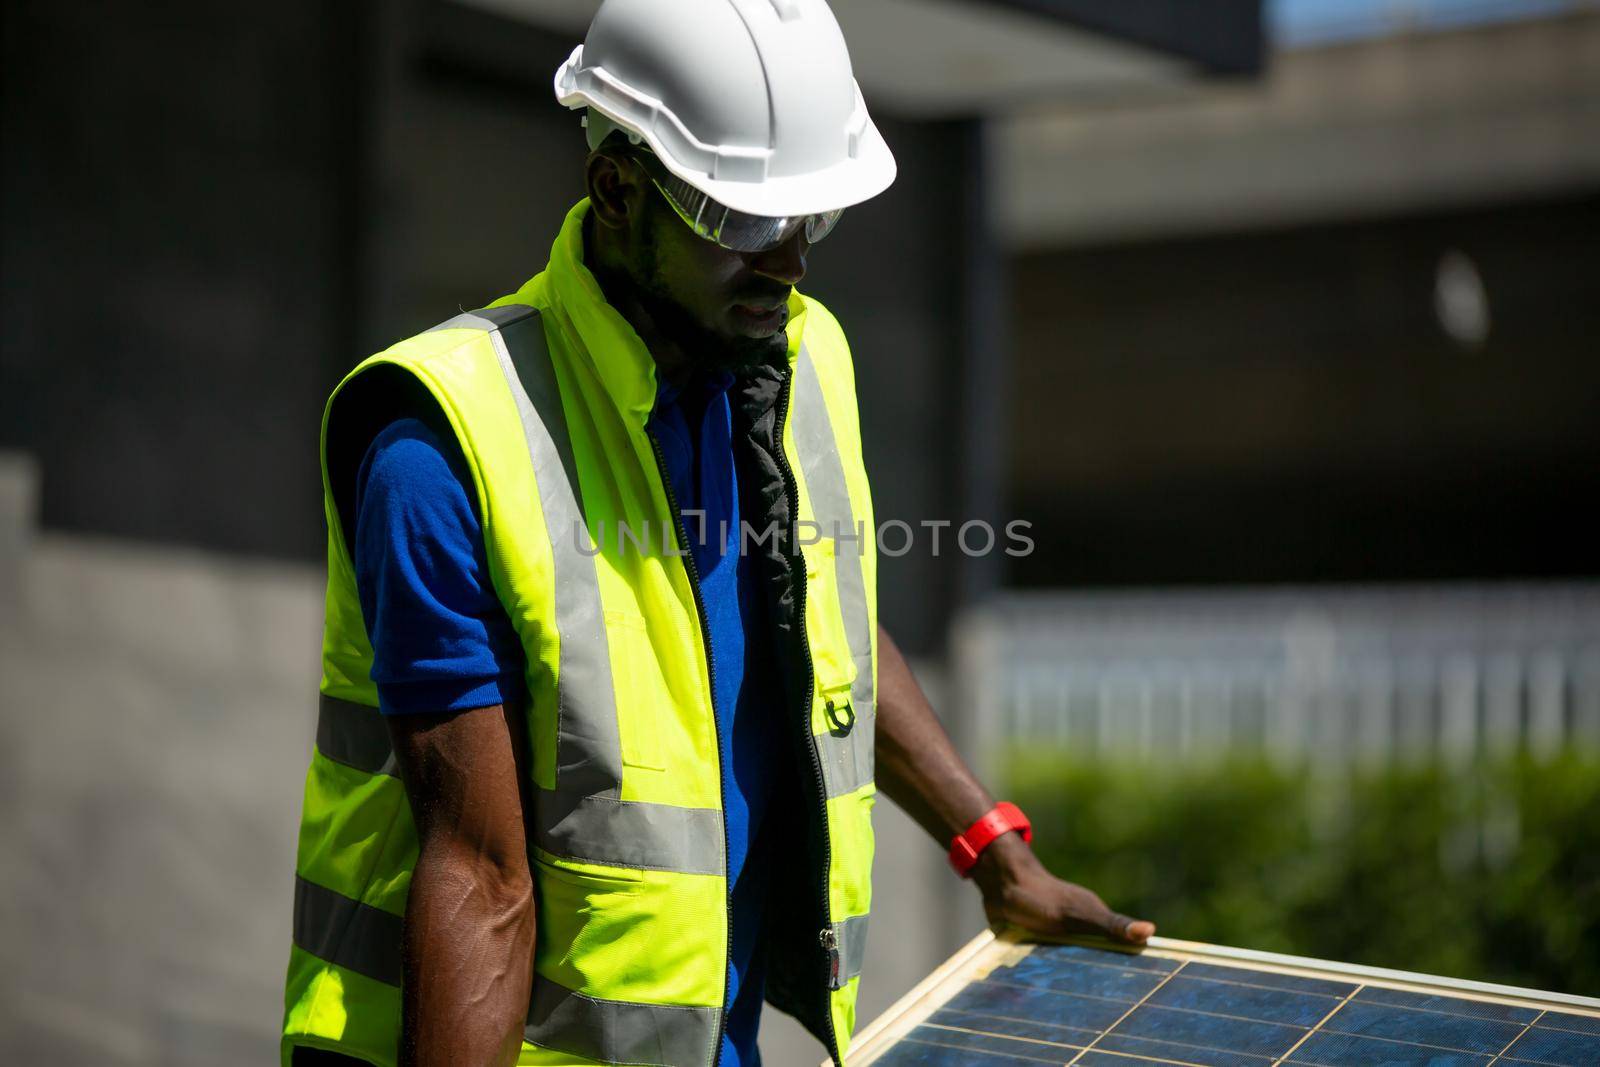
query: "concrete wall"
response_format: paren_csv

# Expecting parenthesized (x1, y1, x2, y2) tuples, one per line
(0, 528, 321, 1062)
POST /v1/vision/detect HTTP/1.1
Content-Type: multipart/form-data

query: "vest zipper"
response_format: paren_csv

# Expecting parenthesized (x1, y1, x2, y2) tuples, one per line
(773, 368, 844, 1067)
(644, 428, 733, 1067)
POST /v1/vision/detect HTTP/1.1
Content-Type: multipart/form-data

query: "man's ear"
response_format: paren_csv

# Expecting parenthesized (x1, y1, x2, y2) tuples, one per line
(586, 149, 643, 231)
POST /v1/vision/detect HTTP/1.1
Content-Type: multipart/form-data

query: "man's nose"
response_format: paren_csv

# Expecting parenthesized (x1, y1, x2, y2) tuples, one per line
(750, 230, 808, 286)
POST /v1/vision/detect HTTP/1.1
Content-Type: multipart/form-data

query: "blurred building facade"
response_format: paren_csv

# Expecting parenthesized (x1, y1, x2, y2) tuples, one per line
(1004, 8, 1600, 587)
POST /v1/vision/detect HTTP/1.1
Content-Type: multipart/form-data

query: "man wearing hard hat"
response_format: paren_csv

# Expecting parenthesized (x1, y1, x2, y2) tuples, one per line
(282, 1, 1152, 1065)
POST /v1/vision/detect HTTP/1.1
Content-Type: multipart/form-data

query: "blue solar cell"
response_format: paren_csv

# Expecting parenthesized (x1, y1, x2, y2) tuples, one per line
(1038, 943, 1181, 973)
(1146, 969, 1345, 1027)
(999, 943, 1176, 1002)
(1110, 999, 1306, 1059)
(875, 1025, 1071, 1065)
(1503, 1016, 1600, 1066)
(1076, 1053, 1177, 1066)
(1321, 998, 1528, 1055)
(945, 976, 1127, 1033)
(873, 1039, 1053, 1065)
(1353, 985, 1541, 1024)
(1535, 1010, 1600, 1035)
(1285, 1029, 1494, 1065)
(1094, 1031, 1275, 1065)
(927, 1006, 1096, 1049)
(1179, 962, 1357, 1000)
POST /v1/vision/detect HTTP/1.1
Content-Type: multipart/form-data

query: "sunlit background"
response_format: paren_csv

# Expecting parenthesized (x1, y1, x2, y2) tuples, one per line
(3, 0, 1598, 1063)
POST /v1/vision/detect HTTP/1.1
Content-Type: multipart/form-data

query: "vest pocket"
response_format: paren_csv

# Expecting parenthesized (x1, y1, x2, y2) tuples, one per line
(534, 851, 644, 890)
(530, 851, 726, 1013)
(604, 609, 666, 771)
(801, 535, 859, 729)
(803, 535, 875, 799)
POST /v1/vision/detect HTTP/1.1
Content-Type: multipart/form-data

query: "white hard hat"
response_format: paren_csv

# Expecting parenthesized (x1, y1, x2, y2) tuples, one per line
(554, 0, 897, 218)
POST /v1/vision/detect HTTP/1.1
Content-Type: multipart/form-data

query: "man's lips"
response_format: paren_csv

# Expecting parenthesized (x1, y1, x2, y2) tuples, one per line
(732, 302, 787, 327)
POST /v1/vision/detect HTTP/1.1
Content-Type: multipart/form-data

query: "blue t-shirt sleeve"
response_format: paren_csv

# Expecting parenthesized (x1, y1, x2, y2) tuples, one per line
(352, 417, 525, 715)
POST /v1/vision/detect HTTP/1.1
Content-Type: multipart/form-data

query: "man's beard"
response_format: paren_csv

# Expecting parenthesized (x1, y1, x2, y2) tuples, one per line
(633, 245, 788, 374)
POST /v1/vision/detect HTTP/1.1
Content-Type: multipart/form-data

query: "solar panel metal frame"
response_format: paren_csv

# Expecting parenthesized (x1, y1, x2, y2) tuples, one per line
(838, 930, 1600, 1066)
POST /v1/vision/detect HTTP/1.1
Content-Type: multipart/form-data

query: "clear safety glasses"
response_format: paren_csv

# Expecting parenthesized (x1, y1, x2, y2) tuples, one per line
(629, 149, 842, 254)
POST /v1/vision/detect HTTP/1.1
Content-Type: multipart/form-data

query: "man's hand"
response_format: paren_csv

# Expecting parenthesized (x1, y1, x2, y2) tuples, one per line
(873, 624, 1154, 946)
(971, 834, 1154, 944)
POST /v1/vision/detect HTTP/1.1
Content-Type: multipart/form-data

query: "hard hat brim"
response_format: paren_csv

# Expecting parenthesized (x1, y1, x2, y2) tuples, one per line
(557, 45, 897, 218)
(659, 121, 897, 218)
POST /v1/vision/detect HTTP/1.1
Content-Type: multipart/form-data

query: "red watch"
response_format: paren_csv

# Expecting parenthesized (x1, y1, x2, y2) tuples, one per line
(948, 802, 1033, 878)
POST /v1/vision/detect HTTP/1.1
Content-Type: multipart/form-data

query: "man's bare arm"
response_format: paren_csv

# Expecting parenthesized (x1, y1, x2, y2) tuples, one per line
(873, 623, 1155, 944)
(388, 703, 536, 1067)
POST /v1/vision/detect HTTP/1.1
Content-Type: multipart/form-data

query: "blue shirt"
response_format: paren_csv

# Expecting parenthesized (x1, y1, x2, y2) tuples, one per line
(353, 418, 525, 716)
(352, 374, 786, 1066)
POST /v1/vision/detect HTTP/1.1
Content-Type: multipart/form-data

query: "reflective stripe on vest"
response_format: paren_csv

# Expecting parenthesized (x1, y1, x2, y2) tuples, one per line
(483, 306, 727, 877)
(792, 345, 875, 799)
(317, 693, 396, 777)
(471, 305, 625, 800)
(832, 912, 870, 985)
(292, 862, 837, 1004)
(293, 875, 402, 987)
(524, 978, 722, 1066)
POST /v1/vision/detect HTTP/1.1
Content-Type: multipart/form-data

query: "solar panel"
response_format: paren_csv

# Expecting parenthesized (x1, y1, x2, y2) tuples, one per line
(843, 932, 1600, 1067)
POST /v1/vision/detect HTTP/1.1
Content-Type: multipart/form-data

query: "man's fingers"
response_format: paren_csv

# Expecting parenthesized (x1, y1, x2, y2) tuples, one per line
(1032, 882, 1156, 944)
(1105, 912, 1156, 943)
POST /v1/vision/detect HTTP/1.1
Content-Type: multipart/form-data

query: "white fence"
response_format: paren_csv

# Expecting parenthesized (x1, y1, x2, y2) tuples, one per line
(955, 583, 1600, 771)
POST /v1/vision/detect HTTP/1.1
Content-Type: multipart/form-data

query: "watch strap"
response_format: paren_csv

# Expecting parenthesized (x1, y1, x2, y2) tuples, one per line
(948, 801, 1033, 878)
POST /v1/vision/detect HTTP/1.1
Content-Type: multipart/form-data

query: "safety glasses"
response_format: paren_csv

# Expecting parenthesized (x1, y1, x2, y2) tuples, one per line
(628, 149, 842, 254)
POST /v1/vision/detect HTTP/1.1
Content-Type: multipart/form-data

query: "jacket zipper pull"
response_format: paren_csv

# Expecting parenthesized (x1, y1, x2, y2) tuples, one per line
(820, 925, 841, 989)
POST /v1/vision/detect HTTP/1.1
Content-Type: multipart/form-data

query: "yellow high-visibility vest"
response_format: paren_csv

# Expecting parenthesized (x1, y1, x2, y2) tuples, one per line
(283, 199, 878, 1067)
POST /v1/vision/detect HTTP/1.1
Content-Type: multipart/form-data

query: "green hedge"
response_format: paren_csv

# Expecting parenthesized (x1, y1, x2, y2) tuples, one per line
(1006, 750, 1600, 995)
